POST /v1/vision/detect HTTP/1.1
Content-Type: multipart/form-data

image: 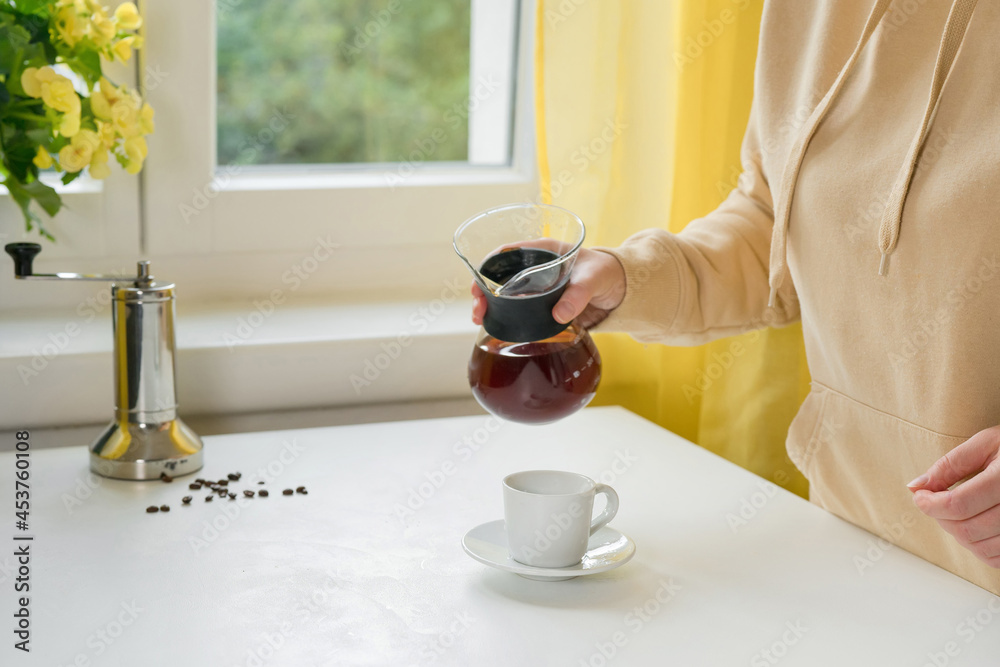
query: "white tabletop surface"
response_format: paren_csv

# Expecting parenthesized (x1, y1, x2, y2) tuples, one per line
(1, 406, 998, 666)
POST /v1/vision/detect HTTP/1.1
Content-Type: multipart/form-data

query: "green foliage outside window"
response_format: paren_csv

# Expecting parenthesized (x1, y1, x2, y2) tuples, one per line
(217, 0, 472, 166)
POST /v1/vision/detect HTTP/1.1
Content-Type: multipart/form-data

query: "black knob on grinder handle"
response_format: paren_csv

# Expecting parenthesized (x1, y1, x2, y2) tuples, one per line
(4, 243, 42, 278)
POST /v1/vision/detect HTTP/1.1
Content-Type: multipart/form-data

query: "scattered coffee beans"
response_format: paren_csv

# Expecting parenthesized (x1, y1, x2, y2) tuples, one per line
(146, 472, 308, 515)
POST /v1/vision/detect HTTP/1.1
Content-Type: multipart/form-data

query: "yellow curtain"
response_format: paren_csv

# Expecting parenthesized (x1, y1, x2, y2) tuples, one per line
(536, 0, 811, 496)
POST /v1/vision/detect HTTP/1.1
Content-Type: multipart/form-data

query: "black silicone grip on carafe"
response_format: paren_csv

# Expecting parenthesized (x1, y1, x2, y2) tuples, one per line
(479, 248, 571, 343)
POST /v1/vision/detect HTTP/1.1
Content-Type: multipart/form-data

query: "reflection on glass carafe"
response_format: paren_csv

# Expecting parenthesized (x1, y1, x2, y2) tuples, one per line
(454, 204, 602, 424)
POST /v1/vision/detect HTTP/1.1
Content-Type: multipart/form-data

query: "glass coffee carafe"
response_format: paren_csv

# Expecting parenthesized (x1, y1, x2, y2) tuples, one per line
(454, 203, 602, 424)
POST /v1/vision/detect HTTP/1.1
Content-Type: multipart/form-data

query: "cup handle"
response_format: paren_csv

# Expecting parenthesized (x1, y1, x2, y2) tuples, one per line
(590, 484, 619, 536)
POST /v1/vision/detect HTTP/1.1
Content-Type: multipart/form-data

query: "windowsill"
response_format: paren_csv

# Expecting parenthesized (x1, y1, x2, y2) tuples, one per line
(0, 297, 479, 431)
(216, 164, 529, 192)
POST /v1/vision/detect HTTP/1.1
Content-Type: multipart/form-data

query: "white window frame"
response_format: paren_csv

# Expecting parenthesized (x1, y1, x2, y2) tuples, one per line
(140, 0, 536, 302)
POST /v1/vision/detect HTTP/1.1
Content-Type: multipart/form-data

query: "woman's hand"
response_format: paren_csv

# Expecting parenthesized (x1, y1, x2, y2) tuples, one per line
(471, 248, 627, 330)
(909, 426, 1000, 568)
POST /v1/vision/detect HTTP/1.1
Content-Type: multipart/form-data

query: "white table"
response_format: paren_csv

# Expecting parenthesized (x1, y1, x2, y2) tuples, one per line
(1, 406, 998, 666)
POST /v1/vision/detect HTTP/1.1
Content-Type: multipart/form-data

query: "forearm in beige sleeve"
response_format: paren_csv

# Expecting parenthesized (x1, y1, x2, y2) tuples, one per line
(591, 182, 801, 346)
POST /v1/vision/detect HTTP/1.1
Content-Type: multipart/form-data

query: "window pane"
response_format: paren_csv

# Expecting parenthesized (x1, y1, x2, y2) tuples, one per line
(216, 0, 488, 167)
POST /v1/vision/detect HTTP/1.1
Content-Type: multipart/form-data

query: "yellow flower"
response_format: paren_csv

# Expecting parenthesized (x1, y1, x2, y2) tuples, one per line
(123, 135, 147, 173)
(139, 103, 155, 134)
(90, 10, 117, 47)
(20, 68, 40, 97)
(41, 78, 80, 115)
(33, 147, 54, 170)
(112, 36, 136, 62)
(90, 77, 125, 121)
(59, 111, 81, 138)
(58, 130, 100, 173)
(114, 3, 142, 31)
(20, 66, 60, 98)
(96, 120, 116, 148)
(111, 99, 140, 137)
(124, 135, 147, 160)
(89, 148, 112, 180)
(54, 5, 88, 47)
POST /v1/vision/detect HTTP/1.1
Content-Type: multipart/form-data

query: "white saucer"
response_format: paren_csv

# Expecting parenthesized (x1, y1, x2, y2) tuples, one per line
(462, 519, 635, 581)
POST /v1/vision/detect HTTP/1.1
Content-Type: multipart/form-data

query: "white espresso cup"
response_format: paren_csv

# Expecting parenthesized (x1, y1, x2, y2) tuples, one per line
(503, 470, 619, 568)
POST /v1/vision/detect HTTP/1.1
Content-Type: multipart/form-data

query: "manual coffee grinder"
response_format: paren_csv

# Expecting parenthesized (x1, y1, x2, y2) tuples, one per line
(5, 243, 204, 480)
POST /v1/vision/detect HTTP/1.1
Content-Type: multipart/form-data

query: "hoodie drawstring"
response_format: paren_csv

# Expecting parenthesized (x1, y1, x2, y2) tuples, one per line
(767, 0, 894, 308)
(768, 0, 978, 307)
(877, 0, 978, 275)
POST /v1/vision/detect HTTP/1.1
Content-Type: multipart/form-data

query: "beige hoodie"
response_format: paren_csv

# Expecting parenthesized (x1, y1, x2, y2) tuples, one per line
(596, 0, 1000, 594)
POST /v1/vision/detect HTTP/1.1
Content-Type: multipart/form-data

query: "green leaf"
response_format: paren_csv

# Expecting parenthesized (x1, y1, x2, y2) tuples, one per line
(68, 49, 102, 88)
(3, 177, 41, 231)
(0, 25, 27, 76)
(1, 24, 31, 50)
(1, 124, 41, 182)
(25, 126, 49, 145)
(22, 178, 61, 216)
(42, 37, 56, 64)
(19, 10, 51, 46)
(49, 133, 69, 152)
(4, 176, 59, 240)
(61, 169, 82, 186)
(13, 0, 51, 14)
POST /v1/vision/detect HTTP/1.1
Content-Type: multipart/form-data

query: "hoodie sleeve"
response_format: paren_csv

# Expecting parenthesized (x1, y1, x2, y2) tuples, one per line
(591, 101, 801, 346)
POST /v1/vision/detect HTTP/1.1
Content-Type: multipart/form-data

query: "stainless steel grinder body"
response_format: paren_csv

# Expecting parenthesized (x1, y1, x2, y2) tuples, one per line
(89, 280, 203, 480)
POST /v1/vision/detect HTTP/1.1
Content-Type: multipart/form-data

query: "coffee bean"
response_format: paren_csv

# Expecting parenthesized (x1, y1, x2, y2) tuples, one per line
(160, 505, 170, 512)
(258, 490, 269, 497)
(160, 473, 173, 483)
(228, 493, 236, 500)
(182, 496, 192, 504)
(296, 486, 307, 494)
(228, 472, 241, 481)
(243, 490, 254, 498)
(257, 481, 265, 485)
(195, 478, 206, 484)
(146, 506, 159, 513)
(282, 489, 293, 496)
(189, 483, 202, 490)
(218, 479, 229, 486)
(205, 495, 214, 502)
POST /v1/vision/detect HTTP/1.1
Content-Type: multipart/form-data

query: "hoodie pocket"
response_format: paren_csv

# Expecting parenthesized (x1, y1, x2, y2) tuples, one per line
(784, 384, 830, 480)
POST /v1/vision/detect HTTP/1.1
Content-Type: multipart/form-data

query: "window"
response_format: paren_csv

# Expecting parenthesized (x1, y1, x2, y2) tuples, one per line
(141, 0, 535, 300)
